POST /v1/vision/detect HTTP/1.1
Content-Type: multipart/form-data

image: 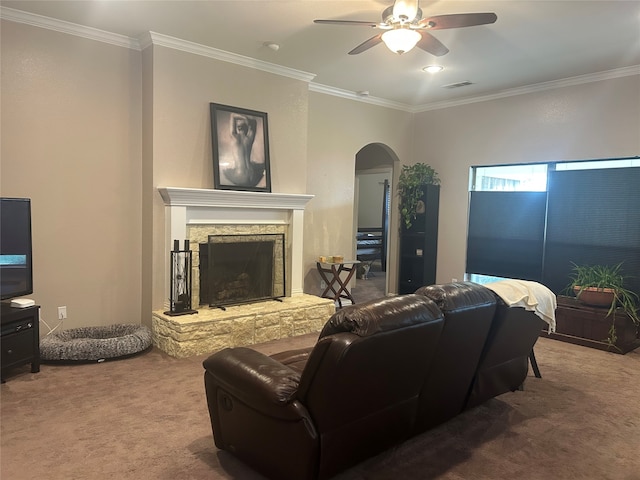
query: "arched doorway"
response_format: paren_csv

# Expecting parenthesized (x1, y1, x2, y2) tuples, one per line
(353, 143, 399, 300)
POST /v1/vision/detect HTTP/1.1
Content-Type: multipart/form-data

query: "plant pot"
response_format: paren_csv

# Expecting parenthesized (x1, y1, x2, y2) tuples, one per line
(573, 286, 615, 308)
(544, 296, 640, 354)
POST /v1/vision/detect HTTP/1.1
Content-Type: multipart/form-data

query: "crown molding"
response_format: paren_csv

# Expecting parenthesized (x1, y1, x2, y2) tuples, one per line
(309, 83, 413, 112)
(3, 6, 637, 113)
(0, 6, 140, 50)
(414, 65, 640, 113)
(144, 32, 316, 83)
(309, 65, 640, 113)
(0, 7, 314, 83)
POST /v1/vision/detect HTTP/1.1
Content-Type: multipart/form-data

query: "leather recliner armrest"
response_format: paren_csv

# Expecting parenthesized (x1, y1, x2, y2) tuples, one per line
(203, 347, 303, 420)
(270, 346, 314, 374)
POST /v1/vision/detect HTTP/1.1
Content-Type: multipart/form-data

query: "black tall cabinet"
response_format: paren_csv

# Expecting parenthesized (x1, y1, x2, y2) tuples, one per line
(398, 184, 440, 294)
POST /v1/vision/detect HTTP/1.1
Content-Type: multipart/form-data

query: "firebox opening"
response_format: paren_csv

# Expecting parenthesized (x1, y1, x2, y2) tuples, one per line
(199, 234, 285, 308)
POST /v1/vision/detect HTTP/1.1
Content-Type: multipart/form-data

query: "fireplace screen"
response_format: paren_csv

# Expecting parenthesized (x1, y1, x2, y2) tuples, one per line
(200, 234, 285, 308)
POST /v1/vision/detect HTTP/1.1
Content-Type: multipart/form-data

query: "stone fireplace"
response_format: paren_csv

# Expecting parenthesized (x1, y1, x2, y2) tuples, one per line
(152, 187, 334, 358)
(190, 224, 288, 309)
(199, 233, 285, 308)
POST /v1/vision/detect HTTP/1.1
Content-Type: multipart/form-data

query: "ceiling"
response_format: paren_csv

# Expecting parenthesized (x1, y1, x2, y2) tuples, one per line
(2, 0, 639, 109)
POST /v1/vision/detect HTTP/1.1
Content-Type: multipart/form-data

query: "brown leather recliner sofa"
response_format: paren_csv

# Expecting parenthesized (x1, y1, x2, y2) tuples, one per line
(202, 282, 546, 480)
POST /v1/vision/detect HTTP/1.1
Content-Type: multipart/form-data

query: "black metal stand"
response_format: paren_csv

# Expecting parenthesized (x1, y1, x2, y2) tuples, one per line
(164, 239, 197, 317)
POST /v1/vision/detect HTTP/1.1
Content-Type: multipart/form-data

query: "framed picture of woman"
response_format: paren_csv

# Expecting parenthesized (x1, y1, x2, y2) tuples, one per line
(210, 103, 271, 192)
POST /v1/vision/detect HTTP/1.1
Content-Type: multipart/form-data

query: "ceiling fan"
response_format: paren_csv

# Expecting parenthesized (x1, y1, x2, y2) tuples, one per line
(314, 0, 497, 56)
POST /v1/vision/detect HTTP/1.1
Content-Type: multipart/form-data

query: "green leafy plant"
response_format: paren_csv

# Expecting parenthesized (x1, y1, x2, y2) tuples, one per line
(566, 262, 639, 348)
(397, 163, 440, 230)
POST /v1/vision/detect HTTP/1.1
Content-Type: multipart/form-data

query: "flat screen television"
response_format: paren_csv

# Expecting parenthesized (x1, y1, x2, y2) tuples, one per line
(0, 198, 33, 301)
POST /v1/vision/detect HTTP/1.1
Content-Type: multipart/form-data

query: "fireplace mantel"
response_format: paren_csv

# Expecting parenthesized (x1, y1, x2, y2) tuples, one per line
(158, 187, 313, 300)
(158, 187, 313, 210)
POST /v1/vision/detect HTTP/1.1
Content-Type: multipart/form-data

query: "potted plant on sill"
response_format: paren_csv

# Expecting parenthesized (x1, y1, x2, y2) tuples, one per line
(567, 262, 640, 349)
(397, 163, 440, 230)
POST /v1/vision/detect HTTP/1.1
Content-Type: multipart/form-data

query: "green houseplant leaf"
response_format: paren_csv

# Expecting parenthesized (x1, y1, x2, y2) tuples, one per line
(397, 163, 440, 230)
(566, 262, 640, 349)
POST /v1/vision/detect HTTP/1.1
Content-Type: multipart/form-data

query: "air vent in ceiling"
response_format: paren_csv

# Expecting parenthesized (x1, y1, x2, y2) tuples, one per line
(442, 81, 474, 89)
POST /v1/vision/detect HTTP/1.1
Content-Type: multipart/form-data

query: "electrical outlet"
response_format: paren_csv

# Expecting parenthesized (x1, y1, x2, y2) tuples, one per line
(320, 280, 326, 289)
(58, 306, 67, 320)
(452, 278, 458, 283)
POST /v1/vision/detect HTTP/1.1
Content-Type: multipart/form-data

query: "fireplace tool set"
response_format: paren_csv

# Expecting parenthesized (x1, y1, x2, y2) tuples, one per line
(164, 239, 197, 316)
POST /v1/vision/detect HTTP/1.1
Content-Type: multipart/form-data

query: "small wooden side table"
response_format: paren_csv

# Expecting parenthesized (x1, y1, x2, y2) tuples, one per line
(317, 260, 360, 308)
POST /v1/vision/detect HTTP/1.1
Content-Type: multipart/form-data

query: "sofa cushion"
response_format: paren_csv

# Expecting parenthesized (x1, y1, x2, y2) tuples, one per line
(415, 281, 498, 312)
(413, 282, 497, 431)
(318, 294, 443, 338)
(298, 294, 445, 479)
(465, 297, 546, 409)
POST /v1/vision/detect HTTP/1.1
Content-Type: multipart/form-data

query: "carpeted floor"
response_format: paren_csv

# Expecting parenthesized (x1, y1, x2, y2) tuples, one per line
(2, 328, 639, 479)
(351, 259, 387, 303)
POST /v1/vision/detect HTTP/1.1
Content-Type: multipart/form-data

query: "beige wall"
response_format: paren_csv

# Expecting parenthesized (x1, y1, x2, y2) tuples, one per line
(306, 93, 413, 293)
(3, 17, 637, 333)
(148, 45, 310, 310)
(413, 75, 640, 286)
(140, 45, 155, 327)
(147, 48, 414, 304)
(357, 171, 388, 228)
(1, 20, 142, 330)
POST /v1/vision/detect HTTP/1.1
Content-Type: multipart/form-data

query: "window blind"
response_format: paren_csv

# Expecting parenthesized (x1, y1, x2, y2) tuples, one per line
(466, 191, 547, 281)
(541, 167, 640, 296)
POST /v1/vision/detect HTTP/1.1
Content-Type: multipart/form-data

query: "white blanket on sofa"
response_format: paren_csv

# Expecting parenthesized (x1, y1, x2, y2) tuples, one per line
(484, 279, 557, 333)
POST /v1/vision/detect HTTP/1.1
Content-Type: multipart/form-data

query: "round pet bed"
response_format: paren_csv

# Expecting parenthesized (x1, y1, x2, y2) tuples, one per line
(40, 324, 153, 363)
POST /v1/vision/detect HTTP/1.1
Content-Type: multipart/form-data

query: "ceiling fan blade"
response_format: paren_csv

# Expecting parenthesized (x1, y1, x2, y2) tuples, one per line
(416, 32, 449, 56)
(314, 19, 378, 27)
(348, 35, 383, 55)
(419, 12, 497, 30)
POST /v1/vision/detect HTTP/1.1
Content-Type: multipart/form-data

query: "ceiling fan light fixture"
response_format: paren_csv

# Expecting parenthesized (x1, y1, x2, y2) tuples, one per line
(381, 28, 421, 54)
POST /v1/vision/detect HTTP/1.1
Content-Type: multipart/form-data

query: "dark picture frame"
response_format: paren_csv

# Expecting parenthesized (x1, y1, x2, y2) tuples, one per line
(210, 103, 271, 192)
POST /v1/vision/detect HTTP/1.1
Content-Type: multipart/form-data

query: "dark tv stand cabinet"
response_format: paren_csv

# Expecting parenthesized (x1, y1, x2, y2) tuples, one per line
(1, 303, 40, 381)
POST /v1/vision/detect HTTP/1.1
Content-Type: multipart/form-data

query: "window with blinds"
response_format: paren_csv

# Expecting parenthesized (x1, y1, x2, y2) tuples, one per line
(466, 158, 640, 297)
